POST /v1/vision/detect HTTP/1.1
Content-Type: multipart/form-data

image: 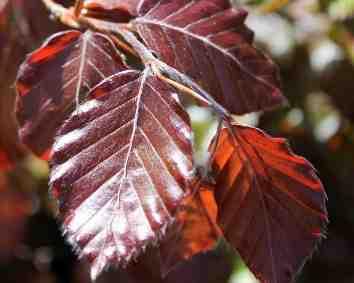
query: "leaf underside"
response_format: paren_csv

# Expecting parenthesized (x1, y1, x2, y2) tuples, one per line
(211, 123, 328, 283)
(50, 69, 196, 279)
(134, 0, 285, 115)
(15, 30, 126, 157)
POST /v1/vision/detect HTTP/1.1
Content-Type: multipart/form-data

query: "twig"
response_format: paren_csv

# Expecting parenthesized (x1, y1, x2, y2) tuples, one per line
(41, 0, 138, 57)
(157, 73, 211, 106)
(41, 0, 80, 28)
(111, 36, 139, 57)
(73, 0, 84, 17)
(41, 0, 231, 121)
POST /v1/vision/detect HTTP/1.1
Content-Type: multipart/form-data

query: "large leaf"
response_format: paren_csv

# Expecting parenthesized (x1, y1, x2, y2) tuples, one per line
(159, 186, 220, 276)
(50, 69, 196, 280)
(134, 0, 284, 115)
(210, 123, 328, 283)
(15, 30, 126, 157)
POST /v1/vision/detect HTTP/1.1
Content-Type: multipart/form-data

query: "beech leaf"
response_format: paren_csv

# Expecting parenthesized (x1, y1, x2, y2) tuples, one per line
(83, 0, 139, 21)
(159, 186, 221, 276)
(134, 0, 285, 115)
(50, 69, 196, 280)
(210, 123, 328, 283)
(15, 30, 126, 157)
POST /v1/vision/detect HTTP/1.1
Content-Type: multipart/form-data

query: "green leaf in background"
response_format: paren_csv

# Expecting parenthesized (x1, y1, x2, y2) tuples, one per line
(323, 0, 354, 19)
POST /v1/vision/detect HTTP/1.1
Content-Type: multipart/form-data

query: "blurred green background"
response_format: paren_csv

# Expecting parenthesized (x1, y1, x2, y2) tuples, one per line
(1, 0, 354, 282)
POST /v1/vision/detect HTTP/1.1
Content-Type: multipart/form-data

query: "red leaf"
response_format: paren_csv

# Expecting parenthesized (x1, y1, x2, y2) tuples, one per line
(134, 0, 285, 115)
(83, 0, 161, 19)
(0, 149, 14, 171)
(159, 186, 221, 276)
(50, 69, 196, 280)
(15, 30, 127, 157)
(210, 123, 328, 283)
(83, 0, 139, 21)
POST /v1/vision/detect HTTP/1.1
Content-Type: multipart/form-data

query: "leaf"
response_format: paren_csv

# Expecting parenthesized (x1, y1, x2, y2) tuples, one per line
(134, 0, 285, 115)
(159, 186, 220, 276)
(50, 69, 196, 280)
(83, 0, 139, 21)
(210, 123, 328, 283)
(83, 0, 161, 19)
(15, 30, 126, 158)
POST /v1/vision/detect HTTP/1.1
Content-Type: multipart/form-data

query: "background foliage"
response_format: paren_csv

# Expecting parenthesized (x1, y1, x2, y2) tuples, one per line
(1, 0, 354, 282)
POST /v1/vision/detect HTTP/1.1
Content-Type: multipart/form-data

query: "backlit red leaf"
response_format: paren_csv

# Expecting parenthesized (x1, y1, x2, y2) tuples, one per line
(50, 69, 196, 280)
(15, 30, 126, 157)
(210, 123, 328, 283)
(159, 186, 220, 276)
(134, 0, 285, 115)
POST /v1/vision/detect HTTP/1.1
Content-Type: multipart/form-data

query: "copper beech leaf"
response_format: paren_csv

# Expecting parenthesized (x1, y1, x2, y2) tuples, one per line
(210, 123, 328, 283)
(50, 69, 196, 280)
(134, 0, 285, 115)
(15, 30, 126, 158)
(83, 0, 139, 21)
(83, 0, 160, 19)
(159, 186, 221, 276)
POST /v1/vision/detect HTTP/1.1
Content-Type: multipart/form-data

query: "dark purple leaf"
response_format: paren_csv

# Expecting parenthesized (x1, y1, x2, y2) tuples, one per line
(210, 122, 328, 283)
(83, 0, 139, 21)
(50, 69, 196, 280)
(134, 0, 285, 115)
(15, 30, 126, 158)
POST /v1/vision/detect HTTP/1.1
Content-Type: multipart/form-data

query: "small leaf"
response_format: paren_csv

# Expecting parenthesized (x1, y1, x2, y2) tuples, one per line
(159, 186, 221, 276)
(50, 69, 196, 280)
(134, 0, 285, 115)
(15, 30, 126, 157)
(210, 122, 328, 283)
(83, 0, 161, 19)
(83, 0, 139, 21)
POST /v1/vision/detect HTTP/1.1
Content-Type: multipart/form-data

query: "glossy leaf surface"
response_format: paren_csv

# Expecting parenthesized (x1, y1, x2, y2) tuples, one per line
(15, 30, 126, 157)
(134, 0, 285, 115)
(211, 123, 328, 283)
(50, 69, 195, 280)
(159, 187, 220, 276)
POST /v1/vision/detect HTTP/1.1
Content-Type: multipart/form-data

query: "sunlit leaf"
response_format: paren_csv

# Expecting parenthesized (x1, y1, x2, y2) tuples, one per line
(134, 0, 285, 115)
(210, 122, 328, 283)
(50, 69, 196, 280)
(15, 30, 126, 157)
(159, 186, 221, 276)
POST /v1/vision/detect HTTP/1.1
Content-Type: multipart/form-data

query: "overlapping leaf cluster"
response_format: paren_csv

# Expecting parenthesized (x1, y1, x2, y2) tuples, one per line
(15, 0, 328, 282)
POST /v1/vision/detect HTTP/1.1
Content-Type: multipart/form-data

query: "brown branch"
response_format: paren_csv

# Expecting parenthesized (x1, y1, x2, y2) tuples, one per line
(41, 0, 139, 57)
(111, 36, 139, 57)
(41, 0, 230, 121)
(157, 73, 212, 107)
(73, 0, 84, 17)
(41, 0, 80, 28)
